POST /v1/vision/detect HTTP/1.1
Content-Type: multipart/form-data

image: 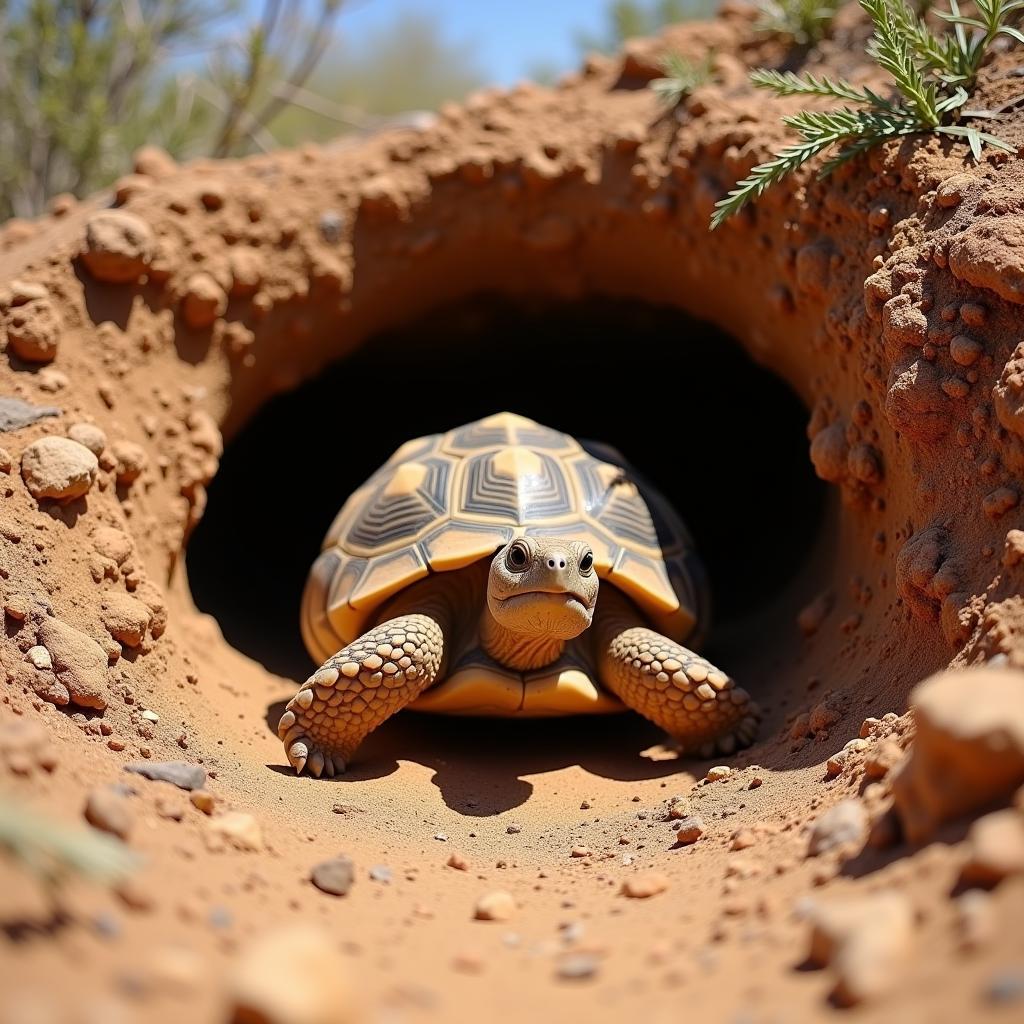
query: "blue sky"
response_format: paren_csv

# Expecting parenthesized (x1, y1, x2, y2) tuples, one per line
(333, 0, 609, 85)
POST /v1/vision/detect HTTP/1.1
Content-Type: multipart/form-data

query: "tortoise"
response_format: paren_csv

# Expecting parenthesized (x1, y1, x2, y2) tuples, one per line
(279, 412, 758, 776)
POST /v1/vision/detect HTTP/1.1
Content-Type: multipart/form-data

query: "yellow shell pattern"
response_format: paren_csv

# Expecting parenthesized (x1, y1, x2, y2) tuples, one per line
(301, 413, 708, 716)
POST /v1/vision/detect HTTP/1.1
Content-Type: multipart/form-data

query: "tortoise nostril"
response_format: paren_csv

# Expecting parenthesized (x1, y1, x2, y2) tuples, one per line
(547, 557, 566, 569)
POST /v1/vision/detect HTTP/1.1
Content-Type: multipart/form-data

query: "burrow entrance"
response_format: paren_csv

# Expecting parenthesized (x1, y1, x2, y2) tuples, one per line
(187, 296, 826, 679)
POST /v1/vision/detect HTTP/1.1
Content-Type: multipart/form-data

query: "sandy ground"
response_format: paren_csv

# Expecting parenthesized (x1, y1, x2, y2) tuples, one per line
(2, 5, 1024, 1022)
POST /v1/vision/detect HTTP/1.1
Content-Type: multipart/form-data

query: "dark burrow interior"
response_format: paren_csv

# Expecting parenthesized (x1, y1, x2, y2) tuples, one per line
(187, 296, 827, 680)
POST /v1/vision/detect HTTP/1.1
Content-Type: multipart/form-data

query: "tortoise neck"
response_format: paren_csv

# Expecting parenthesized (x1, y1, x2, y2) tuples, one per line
(479, 608, 565, 671)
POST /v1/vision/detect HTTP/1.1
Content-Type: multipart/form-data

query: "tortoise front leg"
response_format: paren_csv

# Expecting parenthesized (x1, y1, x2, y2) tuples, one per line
(279, 592, 450, 776)
(593, 589, 759, 758)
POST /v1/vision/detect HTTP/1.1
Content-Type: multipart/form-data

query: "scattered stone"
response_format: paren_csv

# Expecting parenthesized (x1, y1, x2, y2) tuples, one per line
(124, 760, 206, 791)
(25, 646, 52, 670)
(806, 891, 914, 1006)
(570, 846, 591, 858)
(960, 809, 1024, 887)
(675, 815, 705, 845)
(101, 592, 152, 647)
(475, 890, 516, 921)
(954, 890, 995, 950)
(864, 738, 904, 780)
(311, 855, 355, 896)
(110, 440, 148, 485)
(84, 788, 133, 840)
(893, 667, 1024, 842)
(730, 828, 757, 851)
(808, 799, 868, 857)
(451, 951, 484, 974)
(368, 865, 392, 884)
(38, 616, 108, 709)
(984, 968, 1024, 1005)
(80, 210, 154, 283)
(331, 803, 364, 816)
(506, 823, 522, 834)
(228, 925, 357, 1024)
(92, 526, 132, 564)
(21, 436, 97, 500)
(706, 765, 732, 782)
(5, 295, 61, 363)
(181, 273, 227, 329)
(68, 422, 107, 456)
(621, 872, 669, 898)
(0, 397, 60, 432)
(557, 952, 600, 981)
(189, 790, 216, 815)
(208, 812, 263, 852)
(446, 852, 469, 871)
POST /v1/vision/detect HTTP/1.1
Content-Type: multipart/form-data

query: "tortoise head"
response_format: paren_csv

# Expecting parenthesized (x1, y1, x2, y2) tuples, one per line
(486, 537, 599, 640)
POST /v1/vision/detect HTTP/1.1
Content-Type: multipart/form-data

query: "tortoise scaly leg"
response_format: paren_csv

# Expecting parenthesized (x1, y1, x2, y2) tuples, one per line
(594, 589, 759, 758)
(279, 610, 447, 776)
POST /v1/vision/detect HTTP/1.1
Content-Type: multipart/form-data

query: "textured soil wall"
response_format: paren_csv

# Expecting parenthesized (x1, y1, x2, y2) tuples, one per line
(1, 5, 1023, 1022)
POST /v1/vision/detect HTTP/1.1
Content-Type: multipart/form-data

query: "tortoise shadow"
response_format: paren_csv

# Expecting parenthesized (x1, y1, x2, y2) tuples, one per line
(265, 698, 693, 815)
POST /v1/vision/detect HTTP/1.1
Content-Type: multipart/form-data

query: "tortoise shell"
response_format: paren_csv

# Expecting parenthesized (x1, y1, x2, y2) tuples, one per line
(301, 412, 710, 714)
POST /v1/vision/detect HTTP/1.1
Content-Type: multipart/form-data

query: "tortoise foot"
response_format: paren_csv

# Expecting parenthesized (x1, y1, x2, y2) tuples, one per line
(277, 673, 352, 777)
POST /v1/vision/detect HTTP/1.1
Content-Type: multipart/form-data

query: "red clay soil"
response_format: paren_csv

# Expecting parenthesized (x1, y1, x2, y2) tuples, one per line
(1, 5, 1024, 1022)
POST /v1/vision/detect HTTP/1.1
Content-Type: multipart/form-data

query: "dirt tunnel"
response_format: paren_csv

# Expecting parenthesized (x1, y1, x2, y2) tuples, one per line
(187, 295, 830, 686)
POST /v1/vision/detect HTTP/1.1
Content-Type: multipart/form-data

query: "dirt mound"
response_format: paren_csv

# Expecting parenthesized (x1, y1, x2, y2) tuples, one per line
(1, 6, 1024, 1021)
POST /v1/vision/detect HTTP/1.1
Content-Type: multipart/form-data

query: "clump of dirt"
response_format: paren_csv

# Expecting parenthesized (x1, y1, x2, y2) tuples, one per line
(1, 5, 1024, 1021)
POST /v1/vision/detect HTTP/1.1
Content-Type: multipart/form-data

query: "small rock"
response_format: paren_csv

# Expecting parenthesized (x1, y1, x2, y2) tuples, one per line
(190, 790, 216, 815)
(808, 799, 868, 857)
(506, 823, 522, 834)
(311, 855, 355, 896)
(92, 526, 132, 564)
(141, 709, 159, 724)
(675, 815, 705, 845)
(806, 891, 914, 1006)
(475, 890, 516, 921)
(446, 852, 469, 871)
(181, 273, 227, 329)
(0, 397, 60, 432)
(557, 952, 600, 981)
(101, 592, 152, 647)
(705, 765, 732, 782)
(208, 812, 263, 852)
(893, 667, 1024, 842)
(985, 967, 1024, 1005)
(570, 846, 591, 858)
(954, 890, 995, 950)
(110, 440, 148, 485)
(368, 865, 392, 884)
(730, 828, 757, 851)
(25, 646, 52, 670)
(864, 738, 904, 779)
(21, 436, 98, 501)
(80, 210, 154, 284)
(228, 925, 357, 1024)
(621, 872, 669, 898)
(67, 422, 107, 456)
(124, 760, 206, 791)
(5, 296, 61, 363)
(84, 788, 133, 840)
(960, 809, 1024, 887)
(39, 617, 108, 709)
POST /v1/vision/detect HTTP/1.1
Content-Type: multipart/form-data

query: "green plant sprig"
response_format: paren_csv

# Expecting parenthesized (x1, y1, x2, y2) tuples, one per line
(711, 0, 1019, 229)
(651, 51, 716, 107)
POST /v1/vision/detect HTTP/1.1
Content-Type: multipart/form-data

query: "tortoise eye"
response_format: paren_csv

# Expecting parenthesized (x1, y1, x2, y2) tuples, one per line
(579, 550, 594, 574)
(505, 541, 530, 572)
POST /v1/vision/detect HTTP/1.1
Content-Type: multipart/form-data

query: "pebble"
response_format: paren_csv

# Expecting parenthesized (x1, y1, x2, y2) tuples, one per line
(506, 823, 522, 834)
(706, 765, 732, 782)
(80, 210, 154, 283)
(311, 855, 355, 896)
(446, 851, 469, 871)
(25, 646, 52, 670)
(125, 760, 206, 791)
(228, 925, 357, 1024)
(21, 436, 98, 501)
(960, 809, 1024, 886)
(570, 846, 591, 858)
(368, 865, 392, 883)
(806, 891, 914, 1005)
(893, 667, 1024, 842)
(675, 815, 705, 845)
(84, 787, 133, 839)
(954, 890, 995, 950)
(557, 952, 600, 980)
(808, 799, 868, 857)
(475, 890, 516, 921)
(730, 828, 757, 851)
(621, 872, 669, 898)
(864, 739, 903, 779)
(68, 422, 107, 456)
(110, 440, 148, 485)
(181, 273, 227, 329)
(985, 967, 1024, 1005)
(101, 593, 152, 647)
(189, 790, 216, 815)
(207, 812, 263, 852)
(39, 616, 108, 709)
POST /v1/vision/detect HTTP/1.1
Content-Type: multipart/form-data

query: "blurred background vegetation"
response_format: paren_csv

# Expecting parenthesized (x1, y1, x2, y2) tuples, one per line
(0, 0, 716, 221)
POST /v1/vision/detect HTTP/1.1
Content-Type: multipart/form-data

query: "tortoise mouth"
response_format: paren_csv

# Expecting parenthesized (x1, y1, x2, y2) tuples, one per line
(497, 589, 594, 612)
